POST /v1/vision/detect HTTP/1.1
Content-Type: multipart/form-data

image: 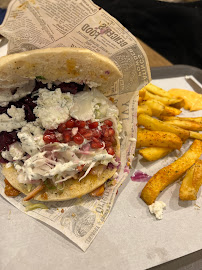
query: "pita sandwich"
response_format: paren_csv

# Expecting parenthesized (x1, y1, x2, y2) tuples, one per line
(0, 47, 122, 201)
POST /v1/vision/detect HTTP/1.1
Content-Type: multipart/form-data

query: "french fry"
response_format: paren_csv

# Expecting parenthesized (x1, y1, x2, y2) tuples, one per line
(141, 140, 202, 205)
(179, 166, 195, 200)
(138, 96, 143, 104)
(190, 131, 202, 141)
(137, 114, 190, 141)
(170, 99, 185, 109)
(182, 117, 202, 123)
(160, 116, 202, 124)
(144, 90, 183, 106)
(143, 99, 182, 117)
(179, 160, 202, 200)
(137, 128, 182, 149)
(141, 99, 165, 117)
(139, 147, 173, 161)
(145, 83, 172, 98)
(137, 104, 152, 116)
(161, 106, 182, 116)
(192, 160, 202, 192)
(162, 119, 202, 131)
(139, 88, 146, 98)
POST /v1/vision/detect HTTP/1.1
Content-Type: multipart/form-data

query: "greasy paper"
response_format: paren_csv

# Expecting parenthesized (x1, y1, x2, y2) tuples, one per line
(0, 0, 150, 251)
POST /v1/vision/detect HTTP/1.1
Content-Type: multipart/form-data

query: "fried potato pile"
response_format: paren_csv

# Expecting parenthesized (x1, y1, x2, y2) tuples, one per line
(137, 83, 202, 205)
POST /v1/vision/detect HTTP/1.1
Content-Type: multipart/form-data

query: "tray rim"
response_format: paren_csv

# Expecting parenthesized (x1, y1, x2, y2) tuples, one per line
(151, 65, 202, 84)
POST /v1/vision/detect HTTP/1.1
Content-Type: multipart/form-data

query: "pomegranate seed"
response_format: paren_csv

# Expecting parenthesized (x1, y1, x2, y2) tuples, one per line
(91, 141, 103, 149)
(92, 129, 101, 138)
(79, 127, 88, 135)
(110, 136, 116, 144)
(43, 133, 58, 144)
(66, 119, 75, 128)
(101, 125, 108, 132)
(57, 123, 66, 133)
(77, 165, 84, 172)
(92, 137, 100, 143)
(83, 130, 93, 140)
(73, 133, 84, 144)
(105, 141, 112, 148)
(44, 129, 56, 135)
(108, 128, 115, 136)
(103, 129, 109, 137)
(75, 120, 86, 128)
(107, 147, 115, 155)
(63, 130, 72, 142)
(89, 121, 98, 129)
(104, 119, 113, 127)
(103, 136, 116, 144)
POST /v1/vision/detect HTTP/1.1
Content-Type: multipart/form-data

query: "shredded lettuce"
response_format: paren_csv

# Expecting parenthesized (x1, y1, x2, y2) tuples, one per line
(23, 201, 48, 212)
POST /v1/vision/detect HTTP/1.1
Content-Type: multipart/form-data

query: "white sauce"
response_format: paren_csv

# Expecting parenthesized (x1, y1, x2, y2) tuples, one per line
(0, 81, 35, 107)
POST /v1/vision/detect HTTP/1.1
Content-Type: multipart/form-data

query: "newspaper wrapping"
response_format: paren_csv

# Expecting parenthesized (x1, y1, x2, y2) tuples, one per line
(0, 0, 151, 251)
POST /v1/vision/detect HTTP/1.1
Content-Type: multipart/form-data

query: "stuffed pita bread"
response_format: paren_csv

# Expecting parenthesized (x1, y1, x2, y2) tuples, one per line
(0, 48, 122, 201)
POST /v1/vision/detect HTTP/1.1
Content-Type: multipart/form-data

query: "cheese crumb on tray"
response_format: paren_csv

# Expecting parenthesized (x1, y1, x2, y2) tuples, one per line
(148, 201, 166, 220)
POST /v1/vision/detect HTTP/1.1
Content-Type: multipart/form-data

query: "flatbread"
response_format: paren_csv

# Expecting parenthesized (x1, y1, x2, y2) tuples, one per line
(0, 47, 121, 201)
(2, 165, 117, 202)
(0, 47, 122, 95)
(3, 137, 120, 201)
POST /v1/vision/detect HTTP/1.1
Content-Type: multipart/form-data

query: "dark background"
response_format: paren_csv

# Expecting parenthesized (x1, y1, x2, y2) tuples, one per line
(0, 1, 202, 68)
(94, 0, 202, 69)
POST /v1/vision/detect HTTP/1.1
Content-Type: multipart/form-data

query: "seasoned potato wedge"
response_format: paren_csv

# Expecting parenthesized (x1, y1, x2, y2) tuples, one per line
(190, 131, 202, 141)
(137, 104, 152, 116)
(137, 114, 190, 141)
(141, 99, 165, 117)
(179, 160, 202, 200)
(160, 116, 202, 123)
(145, 83, 172, 98)
(137, 128, 182, 149)
(161, 118, 202, 131)
(161, 106, 182, 116)
(139, 147, 172, 161)
(144, 90, 183, 106)
(141, 140, 202, 205)
(139, 88, 146, 98)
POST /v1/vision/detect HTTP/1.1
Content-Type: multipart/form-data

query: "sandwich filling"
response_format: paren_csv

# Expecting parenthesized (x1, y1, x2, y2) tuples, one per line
(0, 80, 121, 194)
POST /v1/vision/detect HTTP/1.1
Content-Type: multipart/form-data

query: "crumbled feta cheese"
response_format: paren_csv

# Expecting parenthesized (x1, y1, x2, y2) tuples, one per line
(0, 105, 26, 132)
(17, 122, 45, 155)
(9, 142, 25, 160)
(149, 201, 166, 220)
(7, 105, 25, 121)
(34, 88, 73, 129)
